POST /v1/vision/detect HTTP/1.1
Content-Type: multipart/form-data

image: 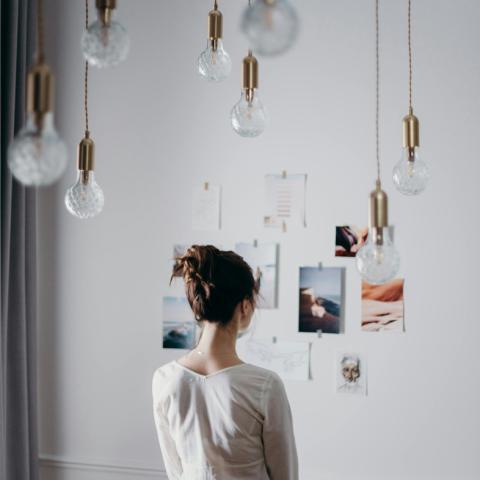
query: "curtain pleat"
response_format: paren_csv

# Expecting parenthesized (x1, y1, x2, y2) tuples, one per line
(1, 1, 39, 480)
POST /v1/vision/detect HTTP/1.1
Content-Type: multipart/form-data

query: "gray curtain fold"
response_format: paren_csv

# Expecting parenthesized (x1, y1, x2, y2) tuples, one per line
(1, 1, 39, 480)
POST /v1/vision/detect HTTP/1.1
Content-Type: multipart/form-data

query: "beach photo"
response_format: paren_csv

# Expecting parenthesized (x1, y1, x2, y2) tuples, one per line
(235, 242, 278, 309)
(162, 296, 197, 349)
(361, 279, 404, 332)
(299, 267, 343, 334)
(335, 225, 368, 257)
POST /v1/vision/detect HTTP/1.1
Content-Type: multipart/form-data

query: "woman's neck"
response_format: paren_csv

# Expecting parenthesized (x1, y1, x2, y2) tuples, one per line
(178, 320, 243, 374)
(195, 320, 238, 357)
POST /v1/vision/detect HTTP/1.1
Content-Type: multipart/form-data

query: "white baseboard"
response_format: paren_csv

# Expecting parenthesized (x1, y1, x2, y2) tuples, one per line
(39, 454, 168, 480)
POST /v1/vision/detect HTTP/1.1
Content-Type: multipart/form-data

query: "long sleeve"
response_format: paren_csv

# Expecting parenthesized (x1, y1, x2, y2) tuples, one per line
(152, 371, 183, 480)
(262, 373, 299, 480)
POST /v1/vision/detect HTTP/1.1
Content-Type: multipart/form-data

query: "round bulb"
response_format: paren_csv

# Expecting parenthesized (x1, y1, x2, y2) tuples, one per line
(8, 112, 67, 186)
(65, 171, 105, 219)
(241, 0, 299, 56)
(356, 228, 400, 285)
(393, 148, 429, 195)
(198, 40, 232, 82)
(231, 90, 267, 137)
(81, 18, 129, 68)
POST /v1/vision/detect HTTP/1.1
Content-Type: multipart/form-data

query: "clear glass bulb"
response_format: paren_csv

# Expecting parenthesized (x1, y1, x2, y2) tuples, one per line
(356, 227, 400, 285)
(241, 0, 299, 56)
(393, 147, 429, 195)
(198, 40, 232, 82)
(8, 112, 67, 186)
(231, 90, 267, 137)
(81, 16, 129, 68)
(65, 171, 105, 219)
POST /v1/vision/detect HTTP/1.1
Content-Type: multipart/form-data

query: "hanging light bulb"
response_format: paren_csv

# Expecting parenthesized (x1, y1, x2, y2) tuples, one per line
(356, 181, 400, 285)
(197, 1, 232, 82)
(231, 51, 267, 137)
(357, 0, 401, 285)
(66, 3, 104, 220)
(393, 0, 429, 195)
(392, 109, 429, 195)
(241, 0, 299, 56)
(65, 134, 105, 219)
(7, 0, 67, 187)
(82, 0, 129, 68)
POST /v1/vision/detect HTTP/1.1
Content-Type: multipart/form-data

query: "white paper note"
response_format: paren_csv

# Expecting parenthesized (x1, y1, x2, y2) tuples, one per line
(192, 184, 221, 230)
(238, 338, 311, 381)
(264, 174, 307, 230)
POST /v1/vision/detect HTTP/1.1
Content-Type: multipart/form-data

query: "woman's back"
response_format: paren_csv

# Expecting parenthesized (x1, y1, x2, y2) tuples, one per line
(152, 360, 298, 480)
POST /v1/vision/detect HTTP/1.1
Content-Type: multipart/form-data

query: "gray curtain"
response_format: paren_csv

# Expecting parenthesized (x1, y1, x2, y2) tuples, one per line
(1, 1, 39, 480)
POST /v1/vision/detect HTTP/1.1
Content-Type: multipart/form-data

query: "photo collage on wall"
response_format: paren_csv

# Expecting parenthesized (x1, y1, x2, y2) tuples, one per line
(160, 174, 405, 395)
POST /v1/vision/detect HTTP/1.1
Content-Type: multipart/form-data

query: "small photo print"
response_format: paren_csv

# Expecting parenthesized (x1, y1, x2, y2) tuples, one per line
(361, 279, 404, 332)
(172, 244, 188, 277)
(336, 352, 367, 396)
(335, 225, 368, 257)
(235, 242, 278, 309)
(299, 267, 343, 334)
(162, 296, 196, 349)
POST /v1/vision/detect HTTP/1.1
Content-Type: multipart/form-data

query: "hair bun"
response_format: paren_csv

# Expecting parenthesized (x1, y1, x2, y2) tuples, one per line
(171, 244, 257, 324)
(172, 245, 216, 319)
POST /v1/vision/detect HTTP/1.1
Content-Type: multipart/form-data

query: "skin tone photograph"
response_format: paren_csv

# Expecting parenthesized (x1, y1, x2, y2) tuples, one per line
(361, 279, 405, 332)
(335, 225, 369, 257)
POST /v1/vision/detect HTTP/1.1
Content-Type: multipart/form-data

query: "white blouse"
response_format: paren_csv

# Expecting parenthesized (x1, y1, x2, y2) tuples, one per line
(152, 361, 298, 480)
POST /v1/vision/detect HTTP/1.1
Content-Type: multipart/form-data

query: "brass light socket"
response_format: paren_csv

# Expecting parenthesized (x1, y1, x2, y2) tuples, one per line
(369, 181, 388, 230)
(243, 52, 258, 91)
(77, 134, 95, 173)
(208, 2, 223, 49)
(27, 62, 54, 126)
(403, 108, 420, 149)
(96, 0, 117, 26)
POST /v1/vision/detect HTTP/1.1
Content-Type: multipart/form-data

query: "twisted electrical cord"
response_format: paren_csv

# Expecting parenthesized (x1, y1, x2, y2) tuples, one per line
(408, 0, 413, 111)
(84, 0, 90, 136)
(375, 0, 381, 184)
(36, 0, 45, 62)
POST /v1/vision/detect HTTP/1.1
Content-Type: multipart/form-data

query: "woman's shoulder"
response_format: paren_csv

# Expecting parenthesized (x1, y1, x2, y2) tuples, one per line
(230, 363, 284, 395)
(237, 363, 281, 381)
(152, 361, 182, 397)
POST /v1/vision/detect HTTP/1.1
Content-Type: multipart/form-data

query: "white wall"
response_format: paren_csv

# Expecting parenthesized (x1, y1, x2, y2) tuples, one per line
(38, 1, 480, 479)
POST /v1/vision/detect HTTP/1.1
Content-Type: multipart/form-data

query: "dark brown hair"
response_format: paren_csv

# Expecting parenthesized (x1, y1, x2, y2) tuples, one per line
(172, 245, 257, 325)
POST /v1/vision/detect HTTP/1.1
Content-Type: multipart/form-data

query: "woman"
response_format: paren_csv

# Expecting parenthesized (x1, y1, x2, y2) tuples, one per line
(152, 245, 298, 480)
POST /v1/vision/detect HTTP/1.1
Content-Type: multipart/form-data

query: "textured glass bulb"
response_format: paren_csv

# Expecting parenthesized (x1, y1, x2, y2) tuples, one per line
(393, 147, 429, 195)
(241, 0, 299, 56)
(81, 16, 129, 68)
(231, 90, 267, 137)
(356, 228, 400, 285)
(8, 112, 67, 186)
(65, 171, 105, 219)
(198, 40, 232, 82)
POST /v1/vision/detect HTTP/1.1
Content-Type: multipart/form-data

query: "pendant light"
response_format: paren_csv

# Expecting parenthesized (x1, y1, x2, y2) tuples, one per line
(241, 0, 299, 57)
(198, 0, 232, 82)
(82, 0, 130, 68)
(356, 0, 400, 285)
(7, 0, 67, 187)
(393, 0, 429, 195)
(65, 0, 105, 219)
(231, 49, 267, 137)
